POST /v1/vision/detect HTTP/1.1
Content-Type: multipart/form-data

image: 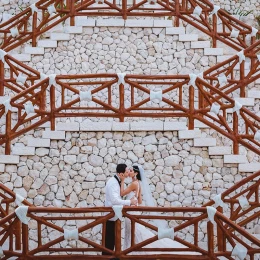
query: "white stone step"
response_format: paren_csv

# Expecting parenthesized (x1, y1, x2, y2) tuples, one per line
(42, 130, 66, 139)
(80, 122, 112, 131)
(178, 129, 201, 139)
(96, 18, 125, 27)
(164, 122, 187, 131)
(75, 17, 96, 27)
(234, 97, 255, 106)
(209, 146, 232, 155)
(38, 40, 58, 48)
(194, 138, 216, 147)
(24, 47, 44, 55)
(239, 163, 260, 172)
(194, 120, 210, 128)
(224, 155, 248, 164)
(153, 20, 172, 27)
(0, 164, 5, 172)
(11, 54, 31, 61)
(12, 146, 35, 156)
(191, 41, 211, 48)
(130, 122, 164, 131)
(0, 155, 19, 164)
(56, 122, 79, 131)
(125, 20, 153, 27)
(248, 90, 260, 98)
(179, 34, 198, 41)
(112, 122, 130, 131)
(27, 137, 50, 147)
(204, 48, 223, 56)
(217, 55, 233, 63)
(64, 26, 83, 34)
(50, 33, 70, 41)
(234, 62, 251, 70)
(166, 27, 185, 35)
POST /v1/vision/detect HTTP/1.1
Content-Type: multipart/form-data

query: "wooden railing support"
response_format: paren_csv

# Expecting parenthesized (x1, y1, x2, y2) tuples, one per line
(0, 60, 4, 96)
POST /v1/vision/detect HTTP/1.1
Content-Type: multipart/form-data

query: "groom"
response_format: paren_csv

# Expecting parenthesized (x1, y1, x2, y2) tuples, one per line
(103, 163, 137, 255)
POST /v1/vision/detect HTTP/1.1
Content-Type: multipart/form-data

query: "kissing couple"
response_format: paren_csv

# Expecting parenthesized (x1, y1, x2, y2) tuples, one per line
(103, 163, 185, 256)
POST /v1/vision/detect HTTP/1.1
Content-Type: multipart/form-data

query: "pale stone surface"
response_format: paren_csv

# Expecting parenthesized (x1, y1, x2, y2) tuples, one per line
(209, 147, 231, 155)
(164, 122, 187, 131)
(12, 146, 35, 156)
(194, 138, 216, 147)
(42, 130, 66, 140)
(179, 34, 198, 41)
(80, 122, 112, 131)
(224, 155, 248, 164)
(130, 122, 163, 131)
(239, 163, 260, 172)
(27, 137, 50, 147)
(179, 129, 201, 139)
(0, 155, 19, 164)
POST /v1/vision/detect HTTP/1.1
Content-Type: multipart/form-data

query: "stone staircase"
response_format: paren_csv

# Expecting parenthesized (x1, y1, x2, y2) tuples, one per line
(0, 120, 258, 173)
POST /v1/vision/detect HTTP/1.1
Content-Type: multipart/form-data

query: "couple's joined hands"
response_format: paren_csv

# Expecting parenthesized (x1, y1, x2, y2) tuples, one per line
(130, 197, 137, 206)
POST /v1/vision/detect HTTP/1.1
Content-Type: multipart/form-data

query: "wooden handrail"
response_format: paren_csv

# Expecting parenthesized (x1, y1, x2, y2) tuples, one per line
(0, 0, 259, 52)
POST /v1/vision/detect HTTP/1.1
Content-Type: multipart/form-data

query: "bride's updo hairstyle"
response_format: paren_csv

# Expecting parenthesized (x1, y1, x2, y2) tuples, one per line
(133, 165, 141, 181)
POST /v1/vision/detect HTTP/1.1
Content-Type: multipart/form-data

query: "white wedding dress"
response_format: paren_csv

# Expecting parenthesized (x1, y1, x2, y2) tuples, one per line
(124, 189, 200, 255)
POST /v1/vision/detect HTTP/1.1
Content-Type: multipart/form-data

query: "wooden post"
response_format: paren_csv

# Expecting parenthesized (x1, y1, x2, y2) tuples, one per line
(216, 207, 225, 252)
(119, 83, 125, 122)
(0, 60, 4, 96)
(207, 221, 214, 258)
(15, 221, 22, 250)
(188, 86, 194, 130)
(233, 112, 239, 154)
(212, 13, 217, 48)
(50, 85, 56, 131)
(22, 223, 29, 258)
(5, 111, 11, 155)
(32, 12, 38, 47)
(69, 0, 75, 26)
(175, 0, 180, 27)
(122, 0, 127, 20)
(114, 219, 121, 258)
(240, 61, 245, 97)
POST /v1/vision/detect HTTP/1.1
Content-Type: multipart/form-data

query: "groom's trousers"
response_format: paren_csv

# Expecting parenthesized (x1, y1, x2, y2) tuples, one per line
(102, 220, 115, 255)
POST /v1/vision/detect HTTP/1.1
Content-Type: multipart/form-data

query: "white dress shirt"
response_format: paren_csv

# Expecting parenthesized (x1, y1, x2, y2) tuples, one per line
(105, 175, 131, 221)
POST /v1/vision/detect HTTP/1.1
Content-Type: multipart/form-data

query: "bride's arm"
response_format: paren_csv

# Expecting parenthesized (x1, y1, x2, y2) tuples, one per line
(120, 181, 136, 197)
(138, 185, 142, 205)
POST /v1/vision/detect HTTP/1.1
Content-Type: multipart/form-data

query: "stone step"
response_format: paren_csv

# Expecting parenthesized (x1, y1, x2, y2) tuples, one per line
(217, 55, 233, 63)
(164, 122, 187, 131)
(179, 34, 198, 42)
(27, 137, 51, 148)
(153, 20, 173, 27)
(96, 18, 125, 27)
(204, 48, 223, 56)
(194, 138, 216, 147)
(166, 27, 185, 35)
(38, 40, 58, 48)
(239, 163, 260, 172)
(224, 155, 248, 164)
(75, 17, 96, 27)
(191, 41, 211, 48)
(209, 146, 232, 155)
(63, 26, 83, 34)
(248, 90, 260, 98)
(178, 129, 201, 139)
(42, 130, 66, 140)
(56, 122, 80, 131)
(50, 33, 70, 41)
(12, 146, 35, 156)
(125, 20, 153, 28)
(80, 122, 112, 131)
(130, 122, 164, 131)
(11, 54, 31, 61)
(0, 155, 19, 164)
(24, 47, 45, 55)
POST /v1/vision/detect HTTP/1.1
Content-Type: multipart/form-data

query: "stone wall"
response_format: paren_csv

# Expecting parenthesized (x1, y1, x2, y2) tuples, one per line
(0, 129, 259, 251)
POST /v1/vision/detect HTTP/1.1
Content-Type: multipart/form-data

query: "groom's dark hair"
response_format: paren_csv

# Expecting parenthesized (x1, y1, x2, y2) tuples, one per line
(116, 164, 127, 174)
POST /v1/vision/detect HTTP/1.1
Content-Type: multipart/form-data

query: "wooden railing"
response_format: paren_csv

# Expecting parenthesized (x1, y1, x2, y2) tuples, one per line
(0, 0, 259, 52)
(0, 55, 260, 155)
(0, 206, 260, 259)
(0, 172, 259, 259)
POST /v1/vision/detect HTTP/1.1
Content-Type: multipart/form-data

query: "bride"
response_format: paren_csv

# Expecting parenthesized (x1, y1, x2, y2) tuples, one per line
(120, 164, 199, 255)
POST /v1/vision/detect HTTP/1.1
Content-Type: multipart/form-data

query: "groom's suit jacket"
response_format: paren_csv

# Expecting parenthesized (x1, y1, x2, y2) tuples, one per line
(105, 175, 131, 221)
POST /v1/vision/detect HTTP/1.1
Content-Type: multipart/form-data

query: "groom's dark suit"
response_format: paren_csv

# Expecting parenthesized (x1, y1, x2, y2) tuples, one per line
(103, 175, 131, 255)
